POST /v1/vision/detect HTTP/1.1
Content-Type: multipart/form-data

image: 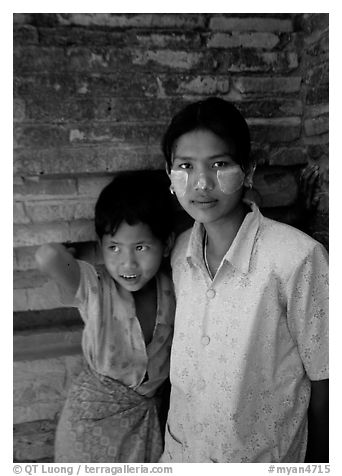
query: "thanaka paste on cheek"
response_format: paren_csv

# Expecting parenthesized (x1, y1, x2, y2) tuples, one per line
(217, 166, 245, 195)
(170, 170, 188, 197)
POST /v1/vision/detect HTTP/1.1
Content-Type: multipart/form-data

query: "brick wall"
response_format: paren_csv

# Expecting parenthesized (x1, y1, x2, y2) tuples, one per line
(13, 13, 329, 461)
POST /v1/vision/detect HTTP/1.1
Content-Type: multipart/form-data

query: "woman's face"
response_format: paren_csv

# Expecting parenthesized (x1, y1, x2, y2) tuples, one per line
(169, 129, 247, 225)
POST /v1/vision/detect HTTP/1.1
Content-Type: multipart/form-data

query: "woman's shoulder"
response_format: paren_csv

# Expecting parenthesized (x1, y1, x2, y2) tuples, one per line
(171, 227, 193, 258)
(258, 215, 328, 266)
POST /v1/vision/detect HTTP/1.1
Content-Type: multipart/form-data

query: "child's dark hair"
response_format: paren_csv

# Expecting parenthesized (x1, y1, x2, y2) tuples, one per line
(162, 97, 251, 173)
(95, 170, 174, 242)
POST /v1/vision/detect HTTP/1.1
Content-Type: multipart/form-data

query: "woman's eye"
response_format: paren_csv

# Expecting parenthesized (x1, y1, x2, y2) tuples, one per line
(212, 161, 229, 169)
(177, 163, 192, 170)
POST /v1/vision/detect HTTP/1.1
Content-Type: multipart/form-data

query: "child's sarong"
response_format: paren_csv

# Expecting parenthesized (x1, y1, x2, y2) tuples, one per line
(55, 365, 163, 462)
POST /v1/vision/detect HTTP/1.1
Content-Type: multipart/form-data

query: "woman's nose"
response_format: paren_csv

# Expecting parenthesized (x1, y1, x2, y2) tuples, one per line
(194, 172, 214, 191)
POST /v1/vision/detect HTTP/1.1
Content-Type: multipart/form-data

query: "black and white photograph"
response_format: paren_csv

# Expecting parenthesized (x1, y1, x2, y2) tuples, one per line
(12, 9, 331, 470)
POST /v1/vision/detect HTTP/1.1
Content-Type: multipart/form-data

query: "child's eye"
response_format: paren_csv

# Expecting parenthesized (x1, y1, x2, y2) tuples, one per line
(109, 245, 120, 252)
(136, 245, 149, 252)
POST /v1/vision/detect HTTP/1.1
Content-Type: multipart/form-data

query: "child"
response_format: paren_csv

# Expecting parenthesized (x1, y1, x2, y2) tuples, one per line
(35, 171, 175, 463)
(159, 97, 329, 463)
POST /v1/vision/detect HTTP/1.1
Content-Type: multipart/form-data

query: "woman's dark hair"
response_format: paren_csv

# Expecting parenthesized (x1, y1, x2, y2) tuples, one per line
(162, 97, 251, 173)
(95, 170, 174, 241)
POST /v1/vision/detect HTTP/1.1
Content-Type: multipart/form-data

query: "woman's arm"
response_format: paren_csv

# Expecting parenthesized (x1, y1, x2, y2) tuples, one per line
(35, 243, 81, 299)
(305, 379, 329, 462)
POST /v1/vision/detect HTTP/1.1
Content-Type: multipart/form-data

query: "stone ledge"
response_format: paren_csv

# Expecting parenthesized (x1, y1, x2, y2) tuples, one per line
(14, 327, 82, 361)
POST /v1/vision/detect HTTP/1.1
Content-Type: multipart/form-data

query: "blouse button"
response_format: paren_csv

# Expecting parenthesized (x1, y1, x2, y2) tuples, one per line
(201, 335, 210, 346)
(206, 288, 216, 299)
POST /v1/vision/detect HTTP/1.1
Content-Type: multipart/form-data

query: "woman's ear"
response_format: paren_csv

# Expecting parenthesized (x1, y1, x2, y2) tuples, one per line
(163, 232, 175, 257)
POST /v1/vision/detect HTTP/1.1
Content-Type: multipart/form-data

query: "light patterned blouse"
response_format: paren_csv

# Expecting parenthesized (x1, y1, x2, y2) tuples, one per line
(66, 260, 175, 397)
(161, 202, 328, 463)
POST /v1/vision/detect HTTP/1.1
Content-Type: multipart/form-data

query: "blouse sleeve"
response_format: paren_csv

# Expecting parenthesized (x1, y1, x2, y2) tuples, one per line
(285, 243, 329, 381)
(57, 260, 101, 323)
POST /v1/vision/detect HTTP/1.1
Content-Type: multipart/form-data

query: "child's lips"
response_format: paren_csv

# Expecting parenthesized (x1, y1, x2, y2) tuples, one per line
(120, 274, 140, 283)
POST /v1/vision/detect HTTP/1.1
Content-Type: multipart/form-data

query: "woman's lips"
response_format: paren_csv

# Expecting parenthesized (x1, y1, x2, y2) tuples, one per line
(191, 198, 217, 208)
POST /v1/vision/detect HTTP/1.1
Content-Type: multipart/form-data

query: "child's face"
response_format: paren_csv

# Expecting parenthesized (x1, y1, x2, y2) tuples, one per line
(169, 129, 247, 225)
(100, 221, 166, 292)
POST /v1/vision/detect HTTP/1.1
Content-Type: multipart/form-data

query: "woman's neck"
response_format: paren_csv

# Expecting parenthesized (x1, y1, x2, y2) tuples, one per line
(204, 203, 247, 273)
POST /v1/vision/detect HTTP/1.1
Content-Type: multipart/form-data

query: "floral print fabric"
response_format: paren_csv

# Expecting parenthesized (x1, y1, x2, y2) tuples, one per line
(55, 364, 163, 462)
(161, 203, 328, 463)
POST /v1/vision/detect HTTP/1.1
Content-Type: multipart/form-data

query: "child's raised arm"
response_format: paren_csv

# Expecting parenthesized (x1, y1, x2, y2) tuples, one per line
(35, 243, 81, 299)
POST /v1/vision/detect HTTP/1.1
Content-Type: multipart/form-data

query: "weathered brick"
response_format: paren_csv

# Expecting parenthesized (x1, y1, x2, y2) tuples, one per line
(135, 32, 201, 49)
(14, 280, 63, 311)
(22, 96, 97, 123)
(209, 16, 293, 32)
(14, 46, 66, 74)
(13, 24, 39, 45)
(36, 27, 202, 49)
(13, 354, 83, 424)
(299, 13, 328, 35)
(15, 45, 144, 74)
(23, 200, 94, 223)
(14, 72, 160, 98)
(307, 144, 329, 160)
(13, 13, 34, 24)
(305, 30, 328, 57)
(14, 146, 164, 175)
(268, 147, 308, 166)
(207, 32, 280, 49)
(14, 202, 30, 224)
(37, 26, 131, 47)
(303, 133, 329, 147)
(218, 50, 298, 73)
(14, 124, 70, 148)
(69, 219, 96, 243)
(254, 168, 298, 207)
(14, 177, 77, 200)
(304, 114, 329, 137)
(14, 289, 29, 312)
(93, 98, 172, 122)
(15, 123, 167, 148)
(305, 63, 328, 105)
(77, 176, 113, 197)
(14, 223, 70, 247)
(236, 99, 303, 118)
(248, 118, 302, 143)
(13, 98, 26, 122)
(14, 247, 40, 271)
(233, 76, 302, 95)
(132, 49, 203, 70)
(305, 104, 329, 117)
(55, 13, 206, 29)
(14, 328, 82, 361)
(14, 270, 48, 290)
(14, 308, 82, 332)
(177, 76, 230, 95)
